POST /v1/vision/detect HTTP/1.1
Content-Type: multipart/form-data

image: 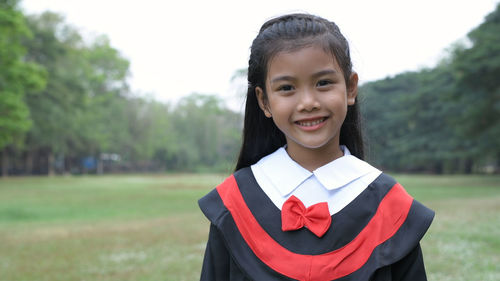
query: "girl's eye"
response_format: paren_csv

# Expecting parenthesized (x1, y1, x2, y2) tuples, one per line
(277, 84, 294, 92)
(317, 80, 333, 87)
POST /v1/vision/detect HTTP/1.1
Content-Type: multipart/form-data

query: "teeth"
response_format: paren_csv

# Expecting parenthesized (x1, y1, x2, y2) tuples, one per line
(298, 118, 325, 127)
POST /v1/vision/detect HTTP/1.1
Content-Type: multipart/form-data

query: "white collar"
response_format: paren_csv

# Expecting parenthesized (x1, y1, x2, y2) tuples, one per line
(253, 146, 379, 197)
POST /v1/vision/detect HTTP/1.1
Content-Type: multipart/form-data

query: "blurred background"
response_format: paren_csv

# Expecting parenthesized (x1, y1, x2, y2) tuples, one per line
(1, 0, 498, 176)
(1, 0, 499, 280)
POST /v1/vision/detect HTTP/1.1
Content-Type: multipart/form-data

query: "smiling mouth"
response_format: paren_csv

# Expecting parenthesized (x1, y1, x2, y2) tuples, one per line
(296, 117, 327, 127)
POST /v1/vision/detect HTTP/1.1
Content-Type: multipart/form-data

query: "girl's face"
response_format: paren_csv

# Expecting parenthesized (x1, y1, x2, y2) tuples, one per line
(256, 45, 358, 166)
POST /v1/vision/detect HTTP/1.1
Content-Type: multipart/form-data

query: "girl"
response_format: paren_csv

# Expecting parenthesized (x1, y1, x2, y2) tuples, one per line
(199, 13, 434, 281)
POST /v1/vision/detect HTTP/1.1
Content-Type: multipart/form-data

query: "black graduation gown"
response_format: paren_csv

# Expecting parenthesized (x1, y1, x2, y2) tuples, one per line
(198, 167, 434, 281)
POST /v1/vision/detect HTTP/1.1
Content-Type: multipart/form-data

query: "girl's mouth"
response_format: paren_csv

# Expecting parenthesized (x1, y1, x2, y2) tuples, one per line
(295, 117, 328, 131)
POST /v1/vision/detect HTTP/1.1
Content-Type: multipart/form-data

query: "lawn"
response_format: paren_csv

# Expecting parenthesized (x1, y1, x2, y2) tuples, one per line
(0, 174, 498, 281)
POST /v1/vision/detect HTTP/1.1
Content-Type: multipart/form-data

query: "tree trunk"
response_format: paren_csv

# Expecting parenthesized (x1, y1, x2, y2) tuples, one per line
(48, 150, 55, 176)
(97, 154, 103, 175)
(464, 158, 473, 174)
(497, 153, 500, 174)
(435, 161, 443, 174)
(26, 150, 34, 175)
(1, 148, 8, 177)
(65, 155, 71, 175)
(59, 153, 64, 175)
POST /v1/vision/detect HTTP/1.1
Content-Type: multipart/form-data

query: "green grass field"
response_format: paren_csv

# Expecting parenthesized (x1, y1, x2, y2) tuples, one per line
(0, 174, 499, 281)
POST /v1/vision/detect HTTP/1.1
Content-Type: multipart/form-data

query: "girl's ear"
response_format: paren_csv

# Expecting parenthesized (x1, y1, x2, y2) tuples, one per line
(347, 72, 359, 105)
(256, 86, 272, 118)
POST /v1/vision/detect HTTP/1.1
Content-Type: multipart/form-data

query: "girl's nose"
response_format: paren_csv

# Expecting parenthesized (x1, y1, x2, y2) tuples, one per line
(296, 89, 320, 112)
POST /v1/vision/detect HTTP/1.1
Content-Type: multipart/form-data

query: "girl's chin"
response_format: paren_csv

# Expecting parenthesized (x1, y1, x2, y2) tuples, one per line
(286, 139, 338, 151)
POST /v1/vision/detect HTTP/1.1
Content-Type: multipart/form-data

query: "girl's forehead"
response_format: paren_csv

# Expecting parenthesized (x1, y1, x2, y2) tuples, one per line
(267, 45, 340, 74)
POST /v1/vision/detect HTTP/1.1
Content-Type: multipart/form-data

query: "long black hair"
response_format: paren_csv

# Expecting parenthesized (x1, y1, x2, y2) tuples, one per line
(235, 13, 364, 171)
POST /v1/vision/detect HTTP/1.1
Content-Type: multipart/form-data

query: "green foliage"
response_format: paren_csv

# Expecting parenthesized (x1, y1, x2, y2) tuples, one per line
(23, 12, 130, 159)
(3, 3, 498, 175)
(0, 0, 46, 148)
(361, 4, 500, 173)
(362, 67, 461, 173)
(449, 3, 500, 158)
(4, 10, 242, 175)
(166, 93, 242, 172)
(75, 34, 131, 157)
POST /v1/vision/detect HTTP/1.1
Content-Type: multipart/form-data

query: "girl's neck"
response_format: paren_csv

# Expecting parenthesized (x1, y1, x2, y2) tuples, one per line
(285, 141, 344, 172)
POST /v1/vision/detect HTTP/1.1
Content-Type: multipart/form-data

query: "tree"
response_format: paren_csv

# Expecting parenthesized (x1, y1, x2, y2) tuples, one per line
(3, 7, 244, 175)
(76, 35, 130, 173)
(168, 93, 242, 172)
(449, 3, 500, 170)
(361, 66, 464, 173)
(23, 12, 131, 175)
(0, 0, 45, 176)
(360, 5, 500, 174)
(23, 12, 89, 175)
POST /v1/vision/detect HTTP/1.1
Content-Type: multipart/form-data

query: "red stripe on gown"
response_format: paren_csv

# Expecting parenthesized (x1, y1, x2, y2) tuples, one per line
(216, 175, 413, 281)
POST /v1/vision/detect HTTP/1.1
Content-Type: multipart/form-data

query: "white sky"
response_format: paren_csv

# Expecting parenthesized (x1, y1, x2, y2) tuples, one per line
(22, 0, 499, 111)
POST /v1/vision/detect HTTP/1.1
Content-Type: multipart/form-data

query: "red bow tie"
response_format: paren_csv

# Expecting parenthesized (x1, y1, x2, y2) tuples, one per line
(281, 195, 331, 238)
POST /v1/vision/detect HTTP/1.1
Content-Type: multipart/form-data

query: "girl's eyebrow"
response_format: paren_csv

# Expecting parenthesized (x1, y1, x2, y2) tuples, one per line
(270, 75, 295, 84)
(270, 69, 338, 84)
(312, 69, 337, 78)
